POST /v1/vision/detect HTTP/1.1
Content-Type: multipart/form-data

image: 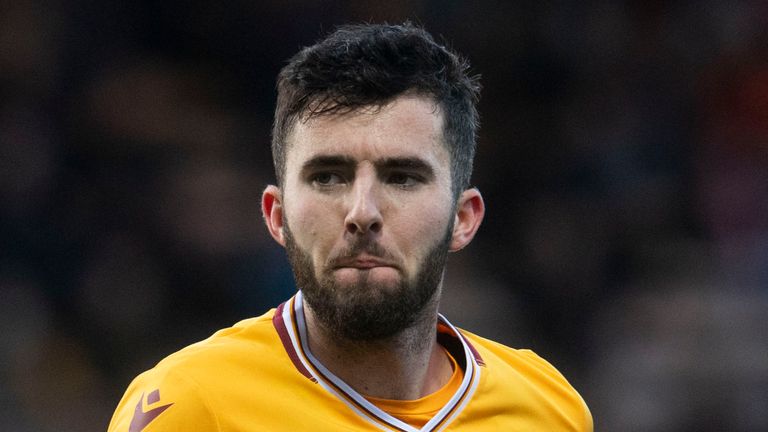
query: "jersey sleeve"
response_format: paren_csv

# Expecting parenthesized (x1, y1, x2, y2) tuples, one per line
(107, 367, 220, 432)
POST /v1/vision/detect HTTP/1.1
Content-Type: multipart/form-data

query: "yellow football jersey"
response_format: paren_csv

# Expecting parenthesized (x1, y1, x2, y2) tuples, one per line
(108, 292, 592, 431)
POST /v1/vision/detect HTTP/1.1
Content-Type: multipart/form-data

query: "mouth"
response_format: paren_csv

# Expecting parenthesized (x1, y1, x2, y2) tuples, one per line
(332, 255, 397, 270)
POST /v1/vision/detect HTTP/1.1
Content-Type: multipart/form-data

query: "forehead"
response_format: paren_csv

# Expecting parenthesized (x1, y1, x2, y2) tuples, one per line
(284, 95, 449, 170)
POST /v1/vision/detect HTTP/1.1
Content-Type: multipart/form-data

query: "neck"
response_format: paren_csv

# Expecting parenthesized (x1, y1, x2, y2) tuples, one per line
(303, 294, 453, 400)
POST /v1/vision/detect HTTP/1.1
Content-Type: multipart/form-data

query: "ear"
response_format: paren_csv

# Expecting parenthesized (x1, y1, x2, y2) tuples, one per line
(262, 185, 286, 246)
(450, 188, 485, 252)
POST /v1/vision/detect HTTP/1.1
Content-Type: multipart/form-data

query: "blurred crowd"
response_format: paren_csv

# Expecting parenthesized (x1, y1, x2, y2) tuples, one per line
(1, 1, 767, 430)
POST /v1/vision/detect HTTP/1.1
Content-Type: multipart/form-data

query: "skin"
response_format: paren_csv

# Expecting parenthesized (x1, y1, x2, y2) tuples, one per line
(262, 94, 485, 400)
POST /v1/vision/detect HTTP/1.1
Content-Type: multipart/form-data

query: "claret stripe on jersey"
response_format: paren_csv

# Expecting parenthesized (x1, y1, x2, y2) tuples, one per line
(272, 291, 483, 432)
(289, 296, 414, 432)
(272, 301, 315, 381)
(283, 295, 406, 432)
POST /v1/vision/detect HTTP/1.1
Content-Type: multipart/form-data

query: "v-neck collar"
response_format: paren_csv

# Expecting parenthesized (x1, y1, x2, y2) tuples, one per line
(272, 291, 483, 432)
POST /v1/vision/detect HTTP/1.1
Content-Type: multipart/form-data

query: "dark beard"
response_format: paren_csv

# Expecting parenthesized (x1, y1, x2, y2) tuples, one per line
(283, 223, 452, 341)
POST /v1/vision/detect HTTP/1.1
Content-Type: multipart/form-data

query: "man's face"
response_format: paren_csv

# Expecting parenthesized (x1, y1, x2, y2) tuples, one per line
(276, 95, 457, 340)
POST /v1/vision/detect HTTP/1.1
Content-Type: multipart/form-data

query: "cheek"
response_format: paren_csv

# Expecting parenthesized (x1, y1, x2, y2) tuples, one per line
(285, 196, 338, 259)
(287, 205, 319, 244)
(416, 192, 454, 236)
(393, 204, 453, 267)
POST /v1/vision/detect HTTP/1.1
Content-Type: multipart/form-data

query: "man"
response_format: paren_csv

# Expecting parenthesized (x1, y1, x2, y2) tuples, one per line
(108, 23, 592, 431)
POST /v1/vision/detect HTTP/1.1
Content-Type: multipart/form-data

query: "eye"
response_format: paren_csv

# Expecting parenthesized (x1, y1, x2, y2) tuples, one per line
(310, 172, 345, 186)
(387, 172, 420, 187)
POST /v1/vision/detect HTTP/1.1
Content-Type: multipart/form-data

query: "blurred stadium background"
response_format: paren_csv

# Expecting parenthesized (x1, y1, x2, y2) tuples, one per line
(1, 1, 767, 430)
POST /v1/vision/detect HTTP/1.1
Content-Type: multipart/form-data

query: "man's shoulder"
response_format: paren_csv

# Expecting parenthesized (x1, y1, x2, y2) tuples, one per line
(458, 329, 593, 431)
(149, 309, 280, 376)
(461, 330, 567, 377)
(108, 308, 297, 432)
(123, 308, 290, 406)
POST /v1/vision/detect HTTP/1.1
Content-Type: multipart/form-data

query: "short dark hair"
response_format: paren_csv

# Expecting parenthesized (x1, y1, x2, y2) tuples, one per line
(271, 22, 481, 197)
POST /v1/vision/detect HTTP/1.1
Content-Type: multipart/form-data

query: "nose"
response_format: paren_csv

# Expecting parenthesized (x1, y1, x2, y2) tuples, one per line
(344, 168, 383, 235)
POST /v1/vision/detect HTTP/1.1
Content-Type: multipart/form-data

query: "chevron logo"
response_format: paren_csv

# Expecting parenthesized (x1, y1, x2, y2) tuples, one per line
(129, 389, 173, 432)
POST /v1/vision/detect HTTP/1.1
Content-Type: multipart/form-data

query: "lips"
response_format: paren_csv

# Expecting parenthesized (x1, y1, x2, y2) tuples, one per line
(331, 255, 396, 270)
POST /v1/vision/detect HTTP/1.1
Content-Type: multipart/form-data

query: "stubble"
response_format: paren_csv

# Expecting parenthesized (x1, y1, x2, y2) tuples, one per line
(283, 221, 453, 341)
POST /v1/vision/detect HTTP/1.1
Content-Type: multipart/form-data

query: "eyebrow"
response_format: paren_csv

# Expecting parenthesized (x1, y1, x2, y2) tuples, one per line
(300, 155, 435, 179)
(376, 157, 435, 179)
(301, 155, 356, 172)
